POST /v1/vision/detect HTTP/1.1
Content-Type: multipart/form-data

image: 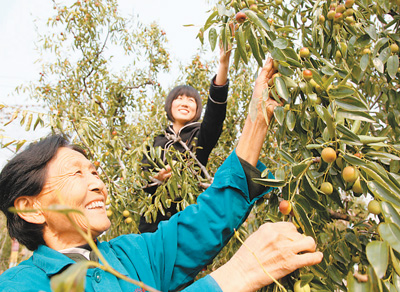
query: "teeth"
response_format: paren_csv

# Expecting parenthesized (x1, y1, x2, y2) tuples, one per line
(86, 201, 104, 210)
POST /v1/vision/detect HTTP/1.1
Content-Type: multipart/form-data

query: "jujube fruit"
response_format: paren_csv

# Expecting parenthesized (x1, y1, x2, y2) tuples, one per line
(368, 200, 381, 215)
(294, 280, 311, 292)
(303, 69, 313, 81)
(352, 178, 363, 194)
(299, 47, 311, 58)
(321, 147, 337, 163)
(391, 43, 399, 53)
(279, 200, 292, 215)
(320, 182, 333, 195)
(235, 12, 247, 23)
(342, 166, 358, 183)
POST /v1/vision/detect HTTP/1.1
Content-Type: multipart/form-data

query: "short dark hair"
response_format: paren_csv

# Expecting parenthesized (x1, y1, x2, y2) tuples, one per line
(0, 134, 86, 251)
(164, 85, 203, 123)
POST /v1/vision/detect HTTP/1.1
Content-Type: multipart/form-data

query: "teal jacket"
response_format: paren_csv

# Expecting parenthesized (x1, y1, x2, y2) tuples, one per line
(0, 151, 273, 291)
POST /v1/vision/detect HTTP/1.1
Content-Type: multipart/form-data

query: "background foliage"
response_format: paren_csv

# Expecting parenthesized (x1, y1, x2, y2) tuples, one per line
(1, 0, 400, 291)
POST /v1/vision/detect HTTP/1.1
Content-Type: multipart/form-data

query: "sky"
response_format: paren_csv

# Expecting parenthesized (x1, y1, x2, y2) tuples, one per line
(0, 0, 214, 166)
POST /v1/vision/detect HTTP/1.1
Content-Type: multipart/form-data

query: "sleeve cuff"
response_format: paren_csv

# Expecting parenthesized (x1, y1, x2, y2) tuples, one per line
(209, 75, 229, 103)
(238, 157, 272, 201)
(181, 275, 223, 292)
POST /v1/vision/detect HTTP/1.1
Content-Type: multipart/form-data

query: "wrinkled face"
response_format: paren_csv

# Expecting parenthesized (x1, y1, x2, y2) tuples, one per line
(171, 95, 197, 127)
(37, 147, 110, 245)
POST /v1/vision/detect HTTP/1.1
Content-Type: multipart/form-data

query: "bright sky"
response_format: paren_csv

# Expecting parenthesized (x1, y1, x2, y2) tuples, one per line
(0, 0, 214, 166)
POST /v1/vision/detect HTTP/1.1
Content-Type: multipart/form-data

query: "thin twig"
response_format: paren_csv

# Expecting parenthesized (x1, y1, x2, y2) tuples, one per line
(234, 230, 287, 292)
(164, 133, 213, 183)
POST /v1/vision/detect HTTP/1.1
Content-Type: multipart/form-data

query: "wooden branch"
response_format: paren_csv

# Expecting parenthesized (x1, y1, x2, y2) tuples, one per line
(164, 133, 214, 183)
(328, 209, 351, 221)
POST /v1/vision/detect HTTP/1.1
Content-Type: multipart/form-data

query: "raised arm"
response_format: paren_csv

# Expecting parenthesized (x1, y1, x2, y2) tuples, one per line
(214, 45, 231, 86)
(209, 59, 323, 291)
(236, 58, 278, 166)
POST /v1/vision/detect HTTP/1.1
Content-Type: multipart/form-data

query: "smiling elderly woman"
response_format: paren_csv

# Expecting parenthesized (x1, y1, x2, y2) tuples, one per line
(0, 59, 322, 292)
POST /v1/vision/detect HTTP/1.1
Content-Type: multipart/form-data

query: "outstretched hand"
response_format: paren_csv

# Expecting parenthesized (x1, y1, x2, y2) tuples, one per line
(215, 44, 232, 86)
(235, 58, 281, 166)
(211, 222, 323, 292)
(250, 58, 280, 126)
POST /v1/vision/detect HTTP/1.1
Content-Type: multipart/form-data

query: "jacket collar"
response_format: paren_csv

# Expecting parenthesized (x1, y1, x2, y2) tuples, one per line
(32, 242, 130, 277)
(166, 122, 200, 137)
(33, 245, 76, 276)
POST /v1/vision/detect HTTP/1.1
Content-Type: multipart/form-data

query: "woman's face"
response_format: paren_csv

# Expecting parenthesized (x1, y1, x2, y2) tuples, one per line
(171, 95, 197, 127)
(36, 147, 110, 247)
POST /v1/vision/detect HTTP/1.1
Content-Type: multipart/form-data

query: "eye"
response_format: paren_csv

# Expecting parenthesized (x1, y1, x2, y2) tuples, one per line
(188, 97, 196, 103)
(74, 170, 82, 175)
(92, 170, 100, 177)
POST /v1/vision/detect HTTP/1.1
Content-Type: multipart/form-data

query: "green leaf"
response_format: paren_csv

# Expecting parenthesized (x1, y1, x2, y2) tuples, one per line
(360, 54, 369, 71)
(394, 273, 400, 292)
(336, 124, 360, 142)
(244, 9, 265, 30)
(274, 106, 285, 125)
(208, 27, 218, 51)
(367, 181, 400, 208)
(379, 47, 391, 64)
(292, 162, 309, 177)
(322, 106, 336, 139)
(387, 55, 399, 79)
(301, 177, 326, 211)
(364, 151, 400, 161)
(373, 58, 384, 73)
(335, 96, 369, 112)
(236, 26, 248, 64)
(278, 149, 295, 164)
(366, 241, 389, 278)
(252, 178, 286, 187)
(337, 109, 375, 123)
(321, 65, 335, 75)
(358, 135, 387, 144)
(248, 26, 263, 67)
(275, 76, 289, 101)
(51, 261, 93, 292)
(282, 47, 300, 61)
(342, 153, 366, 166)
(391, 248, 400, 281)
(204, 11, 218, 31)
(365, 25, 377, 40)
(285, 57, 303, 68)
(293, 203, 316, 238)
(379, 223, 400, 254)
(286, 110, 296, 131)
(272, 38, 288, 49)
(381, 202, 400, 227)
(271, 47, 286, 61)
(327, 85, 356, 98)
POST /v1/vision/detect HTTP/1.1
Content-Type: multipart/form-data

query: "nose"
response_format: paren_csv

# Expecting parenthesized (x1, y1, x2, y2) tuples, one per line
(88, 174, 106, 193)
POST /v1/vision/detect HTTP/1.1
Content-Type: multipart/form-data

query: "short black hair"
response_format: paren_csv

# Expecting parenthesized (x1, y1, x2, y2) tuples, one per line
(0, 134, 85, 251)
(164, 85, 203, 123)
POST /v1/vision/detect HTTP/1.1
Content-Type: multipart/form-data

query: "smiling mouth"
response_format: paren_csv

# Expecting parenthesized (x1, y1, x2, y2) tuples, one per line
(85, 200, 105, 210)
(178, 108, 190, 114)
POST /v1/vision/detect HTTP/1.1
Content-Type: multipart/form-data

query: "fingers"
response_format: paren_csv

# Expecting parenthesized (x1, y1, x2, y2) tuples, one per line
(294, 251, 324, 268)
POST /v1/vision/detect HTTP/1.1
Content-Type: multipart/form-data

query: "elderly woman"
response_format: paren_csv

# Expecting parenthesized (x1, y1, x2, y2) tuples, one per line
(0, 59, 322, 292)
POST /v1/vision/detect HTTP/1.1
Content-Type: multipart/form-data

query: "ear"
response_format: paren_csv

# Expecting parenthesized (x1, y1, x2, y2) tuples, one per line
(14, 196, 46, 224)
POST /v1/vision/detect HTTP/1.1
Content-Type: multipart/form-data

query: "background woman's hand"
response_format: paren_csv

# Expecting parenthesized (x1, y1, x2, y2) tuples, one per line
(153, 165, 172, 182)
